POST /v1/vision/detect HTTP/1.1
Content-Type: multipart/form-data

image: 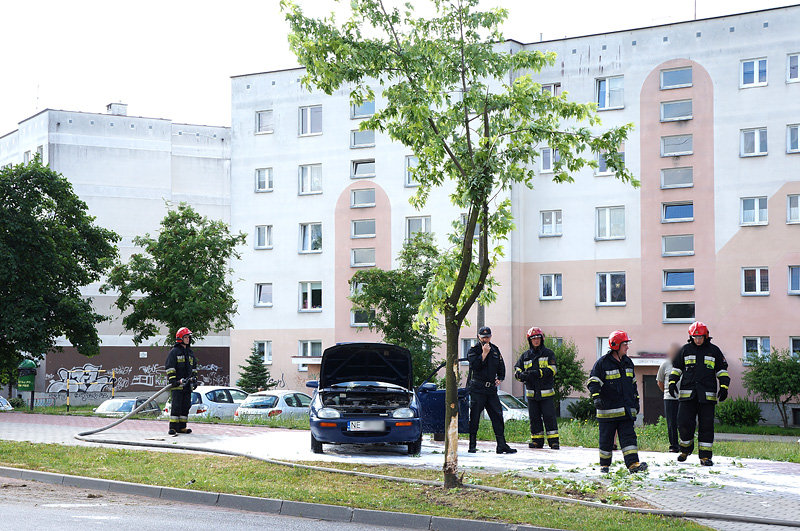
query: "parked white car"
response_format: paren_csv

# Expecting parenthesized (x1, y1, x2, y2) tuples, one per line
(94, 397, 160, 417)
(0, 396, 13, 411)
(234, 390, 312, 421)
(161, 385, 249, 419)
(482, 391, 530, 421)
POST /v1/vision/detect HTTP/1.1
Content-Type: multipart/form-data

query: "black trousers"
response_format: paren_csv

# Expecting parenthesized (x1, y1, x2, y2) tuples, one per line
(169, 388, 192, 431)
(598, 418, 640, 468)
(469, 388, 505, 441)
(527, 397, 558, 447)
(678, 399, 715, 459)
(664, 399, 679, 451)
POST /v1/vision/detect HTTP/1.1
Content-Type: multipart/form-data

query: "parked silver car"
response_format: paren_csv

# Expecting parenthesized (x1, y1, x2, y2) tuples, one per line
(234, 390, 312, 421)
(93, 397, 161, 417)
(161, 385, 249, 419)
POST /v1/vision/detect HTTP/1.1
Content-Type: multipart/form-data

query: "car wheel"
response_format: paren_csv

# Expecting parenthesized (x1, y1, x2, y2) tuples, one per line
(311, 433, 323, 454)
(407, 436, 422, 455)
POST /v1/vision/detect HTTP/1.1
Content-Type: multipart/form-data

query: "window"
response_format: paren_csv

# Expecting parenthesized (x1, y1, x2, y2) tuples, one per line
(741, 128, 768, 156)
(661, 100, 693, 121)
(742, 267, 769, 295)
(405, 155, 419, 187)
(791, 266, 800, 294)
(661, 167, 693, 189)
(299, 282, 322, 311)
(351, 219, 376, 238)
(596, 75, 624, 109)
(461, 338, 478, 360)
(541, 82, 562, 96)
(788, 125, 799, 153)
(540, 210, 562, 237)
(597, 272, 626, 305)
(741, 197, 768, 225)
(36, 145, 44, 158)
(23, 151, 30, 164)
(299, 105, 322, 135)
(596, 206, 625, 240)
(662, 234, 694, 256)
(791, 337, 800, 357)
(741, 58, 768, 88)
(255, 283, 273, 307)
(406, 216, 431, 239)
(299, 223, 322, 252)
(351, 100, 375, 118)
(540, 147, 559, 173)
(351, 129, 375, 148)
(789, 53, 799, 82)
(597, 150, 624, 175)
(298, 164, 322, 194)
(351, 188, 375, 208)
(661, 135, 693, 156)
(540, 273, 562, 300)
(351, 159, 375, 179)
(255, 225, 273, 249)
(298, 340, 322, 371)
(788, 195, 800, 223)
(351, 248, 376, 267)
(664, 270, 695, 290)
(459, 213, 480, 239)
(660, 67, 692, 89)
(256, 110, 274, 133)
(255, 341, 272, 364)
(597, 337, 610, 358)
(744, 336, 770, 365)
(664, 302, 695, 323)
(662, 202, 694, 222)
(255, 168, 273, 192)
(351, 309, 375, 327)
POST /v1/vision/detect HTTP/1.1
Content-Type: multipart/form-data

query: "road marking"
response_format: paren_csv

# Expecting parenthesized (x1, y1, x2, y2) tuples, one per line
(72, 515, 119, 521)
(42, 503, 106, 508)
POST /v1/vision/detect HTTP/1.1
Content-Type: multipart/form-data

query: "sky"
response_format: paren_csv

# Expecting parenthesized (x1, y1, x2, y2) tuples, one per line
(0, 0, 796, 134)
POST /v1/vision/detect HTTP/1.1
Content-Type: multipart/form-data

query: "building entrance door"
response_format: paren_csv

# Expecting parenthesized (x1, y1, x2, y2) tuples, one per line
(642, 375, 662, 425)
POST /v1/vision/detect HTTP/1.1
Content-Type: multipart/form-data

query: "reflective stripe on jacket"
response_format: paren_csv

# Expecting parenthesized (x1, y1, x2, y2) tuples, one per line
(668, 340, 730, 403)
(587, 352, 640, 422)
(514, 345, 557, 400)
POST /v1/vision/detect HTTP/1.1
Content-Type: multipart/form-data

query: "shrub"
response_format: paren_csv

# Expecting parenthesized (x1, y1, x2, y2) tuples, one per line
(715, 396, 763, 426)
(8, 397, 26, 409)
(567, 396, 596, 421)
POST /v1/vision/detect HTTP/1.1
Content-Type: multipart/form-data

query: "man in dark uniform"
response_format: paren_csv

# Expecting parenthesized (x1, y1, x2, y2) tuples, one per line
(669, 321, 730, 466)
(588, 330, 648, 474)
(514, 326, 559, 449)
(165, 327, 198, 435)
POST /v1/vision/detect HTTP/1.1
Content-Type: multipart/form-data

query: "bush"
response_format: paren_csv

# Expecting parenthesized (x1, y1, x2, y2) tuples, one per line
(566, 396, 596, 421)
(8, 397, 26, 409)
(715, 396, 763, 426)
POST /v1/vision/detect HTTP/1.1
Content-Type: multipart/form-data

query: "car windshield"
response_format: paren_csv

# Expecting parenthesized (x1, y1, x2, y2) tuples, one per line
(330, 381, 405, 391)
(241, 396, 279, 409)
(0, 397, 10, 406)
(498, 394, 527, 410)
(96, 400, 134, 413)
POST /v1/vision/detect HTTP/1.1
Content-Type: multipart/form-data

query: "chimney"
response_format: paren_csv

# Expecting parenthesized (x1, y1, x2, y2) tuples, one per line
(106, 102, 128, 116)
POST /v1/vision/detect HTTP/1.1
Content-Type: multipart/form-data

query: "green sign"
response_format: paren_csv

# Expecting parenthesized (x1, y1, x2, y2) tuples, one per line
(18, 376, 35, 392)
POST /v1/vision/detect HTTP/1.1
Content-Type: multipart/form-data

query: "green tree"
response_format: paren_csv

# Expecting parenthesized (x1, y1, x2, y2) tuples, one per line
(237, 345, 277, 394)
(283, 0, 635, 487)
(742, 348, 800, 428)
(102, 203, 246, 345)
(0, 158, 119, 390)
(349, 233, 441, 386)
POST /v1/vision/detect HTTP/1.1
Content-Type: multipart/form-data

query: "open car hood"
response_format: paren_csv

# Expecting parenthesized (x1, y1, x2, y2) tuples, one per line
(319, 343, 413, 390)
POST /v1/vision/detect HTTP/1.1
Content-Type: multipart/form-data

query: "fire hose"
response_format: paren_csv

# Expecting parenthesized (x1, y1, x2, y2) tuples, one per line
(73, 385, 800, 528)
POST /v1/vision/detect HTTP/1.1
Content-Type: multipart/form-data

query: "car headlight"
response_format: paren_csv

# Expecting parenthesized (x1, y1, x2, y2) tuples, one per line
(392, 407, 415, 419)
(316, 407, 340, 419)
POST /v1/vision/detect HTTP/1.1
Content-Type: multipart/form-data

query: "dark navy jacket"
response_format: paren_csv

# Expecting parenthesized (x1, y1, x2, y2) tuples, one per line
(587, 351, 640, 421)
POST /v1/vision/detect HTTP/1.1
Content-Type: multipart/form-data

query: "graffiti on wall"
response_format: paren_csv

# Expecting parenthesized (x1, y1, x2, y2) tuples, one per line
(45, 363, 113, 393)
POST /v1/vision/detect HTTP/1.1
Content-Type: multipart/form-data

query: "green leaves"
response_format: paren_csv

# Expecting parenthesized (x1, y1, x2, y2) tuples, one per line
(742, 348, 800, 428)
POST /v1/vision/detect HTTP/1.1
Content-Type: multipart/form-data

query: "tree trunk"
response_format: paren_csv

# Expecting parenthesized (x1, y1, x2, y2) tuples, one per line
(442, 312, 461, 488)
(779, 399, 789, 428)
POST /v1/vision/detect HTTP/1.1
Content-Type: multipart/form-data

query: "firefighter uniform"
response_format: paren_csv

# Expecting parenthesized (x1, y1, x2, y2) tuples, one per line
(514, 332, 559, 449)
(668, 326, 730, 465)
(165, 338, 198, 434)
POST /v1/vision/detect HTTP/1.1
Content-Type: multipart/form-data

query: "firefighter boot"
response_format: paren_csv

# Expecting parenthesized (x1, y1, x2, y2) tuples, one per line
(628, 461, 648, 474)
(496, 436, 517, 454)
(178, 428, 192, 434)
(600, 466, 610, 474)
(677, 453, 689, 462)
(468, 434, 477, 453)
(168, 429, 177, 436)
(700, 457, 714, 466)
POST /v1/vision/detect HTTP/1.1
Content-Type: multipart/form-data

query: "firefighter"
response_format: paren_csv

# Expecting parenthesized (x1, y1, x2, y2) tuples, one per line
(467, 326, 517, 454)
(668, 322, 730, 466)
(165, 327, 198, 435)
(588, 330, 648, 474)
(514, 327, 559, 449)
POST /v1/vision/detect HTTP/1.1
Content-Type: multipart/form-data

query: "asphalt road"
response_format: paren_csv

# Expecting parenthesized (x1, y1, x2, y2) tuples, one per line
(0, 476, 392, 531)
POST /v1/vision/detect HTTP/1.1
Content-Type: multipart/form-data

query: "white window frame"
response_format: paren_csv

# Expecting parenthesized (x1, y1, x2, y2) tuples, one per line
(791, 337, 800, 358)
(660, 67, 693, 89)
(539, 209, 562, 237)
(255, 340, 273, 364)
(255, 225, 273, 249)
(406, 216, 431, 240)
(596, 337, 610, 359)
(405, 155, 419, 187)
(255, 110, 274, 134)
(788, 195, 800, 224)
(663, 269, 695, 291)
(350, 129, 375, 148)
(540, 147, 558, 173)
(298, 164, 322, 195)
(254, 283, 273, 308)
(596, 271, 626, 306)
(350, 308, 375, 327)
(740, 58, 768, 88)
(461, 338, 477, 363)
(351, 159, 375, 179)
(351, 218, 376, 239)
(788, 266, 800, 295)
(23, 151, 30, 164)
(660, 167, 694, 189)
(740, 128, 768, 157)
(663, 302, 696, 323)
(298, 281, 323, 312)
(788, 53, 799, 83)
(351, 248, 376, 267)
(351, 100, 375, 119)
(298, 340, 322, 372)
(662, 234, 694, 256)
(787, 124, 799, 154)
(595, 206, 625, 240)
(743, 336, 769, 366)
(351, 188, 375, 208)
(541, 82, 562, 96)
(740, 196, 768, 226)
(255, 168, 273, 192)
(742, 267, 770, 296)
(596, 75, 624, 110)
(596, 150, 624, 175)
(299, 222, 322, 253)
(662, 201, 694, 223)
(298, 105, 322, 136)
(660, 99, 693, 122)
(661, 134, 693, 157)
(459, 213, 480, 240)
(539, 273, 563, 300)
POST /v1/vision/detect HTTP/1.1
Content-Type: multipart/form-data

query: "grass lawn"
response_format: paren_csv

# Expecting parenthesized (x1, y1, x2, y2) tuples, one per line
(0, 440, 708, 531)
(714, 424, 800, 436)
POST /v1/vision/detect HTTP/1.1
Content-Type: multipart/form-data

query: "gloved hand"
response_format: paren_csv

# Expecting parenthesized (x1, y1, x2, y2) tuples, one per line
(668, 382, 678, 399)
(540, 367, 552, 378)
(717, 388, 728, 402)
(514, 370, 525, 382)
(593, 397, 603, 410)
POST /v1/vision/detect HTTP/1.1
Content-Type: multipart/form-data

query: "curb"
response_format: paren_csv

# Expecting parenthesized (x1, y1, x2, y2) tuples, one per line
(0, 466, 558, 531)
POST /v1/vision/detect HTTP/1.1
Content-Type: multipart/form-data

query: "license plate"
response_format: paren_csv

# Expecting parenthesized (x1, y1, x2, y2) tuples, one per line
(347, 420, 385, 432)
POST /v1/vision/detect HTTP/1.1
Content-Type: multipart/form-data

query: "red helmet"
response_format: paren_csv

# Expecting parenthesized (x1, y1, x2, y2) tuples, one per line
(526, 326, 544, 340)
(608, 330, 631, 351)
(688, 321, 709, 337)
(176, 327, 192, 340)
